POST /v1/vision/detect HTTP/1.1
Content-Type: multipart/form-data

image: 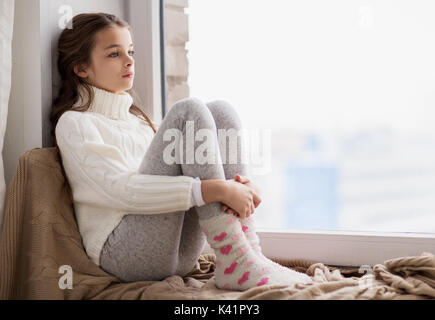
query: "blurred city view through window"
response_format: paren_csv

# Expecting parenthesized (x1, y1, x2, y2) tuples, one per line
(186, 0, 435, 233)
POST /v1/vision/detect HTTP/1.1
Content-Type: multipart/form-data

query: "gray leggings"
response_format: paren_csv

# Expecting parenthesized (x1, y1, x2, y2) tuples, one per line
(99, 97, 247, 282)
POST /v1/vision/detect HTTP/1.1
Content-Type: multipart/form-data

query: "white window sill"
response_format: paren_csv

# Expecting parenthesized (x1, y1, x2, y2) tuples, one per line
(202, 228, 435, 267)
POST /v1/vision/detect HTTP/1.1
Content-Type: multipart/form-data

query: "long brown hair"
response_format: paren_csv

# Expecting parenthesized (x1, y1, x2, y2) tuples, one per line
(50, 12, 158, 149)
(50, 13, 158, 202)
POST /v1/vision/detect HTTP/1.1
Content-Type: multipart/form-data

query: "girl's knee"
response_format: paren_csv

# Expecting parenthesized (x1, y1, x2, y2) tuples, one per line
(168, 97, 217, 129)
(207, 99, 233, 111)
(206, 100, 242, 129)
(169, 97, 209, 116)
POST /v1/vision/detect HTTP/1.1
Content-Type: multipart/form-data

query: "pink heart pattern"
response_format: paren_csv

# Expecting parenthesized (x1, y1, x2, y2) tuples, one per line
(224, 262, 238, 274)
(226, 217, 237, 224)
(223, 283, 231, 290)
(242, 225, 248, 232)
(238, 271, 250, 285)
(243, 259, 254, 267)
(231, 233, 242, 241)
(259, 266, 270, 274)
(256, 277, 269, 286)
(213, 232, 227, 242)
(236, 246, 248, 256)
(220, 245, 232, 255)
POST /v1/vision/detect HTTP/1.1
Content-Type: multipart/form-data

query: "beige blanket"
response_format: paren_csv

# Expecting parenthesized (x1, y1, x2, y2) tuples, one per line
(1, 147, 434, 300)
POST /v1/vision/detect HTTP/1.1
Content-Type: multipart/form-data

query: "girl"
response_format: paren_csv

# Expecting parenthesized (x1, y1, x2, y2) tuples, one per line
(51, 12, 312, 291)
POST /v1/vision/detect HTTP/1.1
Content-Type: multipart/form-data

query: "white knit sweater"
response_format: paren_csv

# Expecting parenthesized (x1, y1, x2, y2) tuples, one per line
(55, 85, 205, 266)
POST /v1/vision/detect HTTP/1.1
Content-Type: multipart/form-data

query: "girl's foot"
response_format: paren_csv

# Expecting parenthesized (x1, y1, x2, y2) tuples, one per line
(199, 214, 312, 291)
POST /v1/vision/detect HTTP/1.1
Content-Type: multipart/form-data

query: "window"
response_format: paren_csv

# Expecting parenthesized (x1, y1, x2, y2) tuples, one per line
(185, 0, 435, 265)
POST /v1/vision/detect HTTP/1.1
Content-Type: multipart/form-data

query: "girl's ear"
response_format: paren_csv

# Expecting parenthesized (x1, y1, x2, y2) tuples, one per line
(74, 63, 89, 79)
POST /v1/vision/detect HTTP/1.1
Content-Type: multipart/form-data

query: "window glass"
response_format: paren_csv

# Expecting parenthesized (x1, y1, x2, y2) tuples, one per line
(186, 0, 435, 233)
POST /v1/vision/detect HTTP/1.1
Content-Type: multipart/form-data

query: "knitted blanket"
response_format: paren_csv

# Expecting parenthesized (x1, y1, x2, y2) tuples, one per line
(1, 147, 434, 300)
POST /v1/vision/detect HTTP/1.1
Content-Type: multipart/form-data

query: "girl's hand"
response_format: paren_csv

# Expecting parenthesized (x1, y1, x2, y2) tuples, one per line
(222, 174, 262, 217)
(236, 174, 262, 203)
(221, 179, 256, 219)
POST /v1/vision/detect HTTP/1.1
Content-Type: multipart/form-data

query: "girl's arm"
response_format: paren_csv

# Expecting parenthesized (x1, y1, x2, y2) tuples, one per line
(201, 179, 256, 219)
(56, 112, 197, 214)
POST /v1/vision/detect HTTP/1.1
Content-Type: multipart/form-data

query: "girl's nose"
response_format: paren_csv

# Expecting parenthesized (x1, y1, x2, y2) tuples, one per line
(126, 55, 134, 66)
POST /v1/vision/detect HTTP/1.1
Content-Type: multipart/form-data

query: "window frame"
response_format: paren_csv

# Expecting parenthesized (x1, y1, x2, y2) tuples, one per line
(128, 0, 165, 126)
(257, 229, 435, 267)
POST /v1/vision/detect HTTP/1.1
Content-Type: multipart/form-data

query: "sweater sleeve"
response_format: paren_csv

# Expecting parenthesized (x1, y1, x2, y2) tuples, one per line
(191, 176, 206, 207)
(55, 112, 196, 214)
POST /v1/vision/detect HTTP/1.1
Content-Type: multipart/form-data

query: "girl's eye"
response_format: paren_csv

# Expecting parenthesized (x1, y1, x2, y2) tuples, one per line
(109, 51, 135, 58)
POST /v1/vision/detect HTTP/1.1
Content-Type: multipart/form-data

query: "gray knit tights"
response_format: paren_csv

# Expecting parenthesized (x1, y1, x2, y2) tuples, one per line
(99, 97, 247, 282)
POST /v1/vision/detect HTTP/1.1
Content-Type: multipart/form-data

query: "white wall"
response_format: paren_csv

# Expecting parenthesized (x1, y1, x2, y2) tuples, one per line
(2, 0, 162, 188)
(3, 0, 42, 188)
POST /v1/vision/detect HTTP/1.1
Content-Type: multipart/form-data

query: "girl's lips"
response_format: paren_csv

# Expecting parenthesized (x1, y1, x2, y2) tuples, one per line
(123, 73, 134, 78)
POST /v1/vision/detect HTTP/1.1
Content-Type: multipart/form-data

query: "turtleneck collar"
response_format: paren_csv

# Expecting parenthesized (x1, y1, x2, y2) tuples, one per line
(73, 84, 134, 120)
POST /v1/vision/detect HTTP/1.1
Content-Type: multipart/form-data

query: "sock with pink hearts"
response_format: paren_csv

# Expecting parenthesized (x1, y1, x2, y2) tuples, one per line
(199, 214, 313, 291)
(240, 216, 310, 273)
(239, 216, 270, 261)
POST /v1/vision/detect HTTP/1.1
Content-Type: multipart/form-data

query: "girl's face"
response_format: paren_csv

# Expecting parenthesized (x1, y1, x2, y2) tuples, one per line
(75, 26, 135, 94)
